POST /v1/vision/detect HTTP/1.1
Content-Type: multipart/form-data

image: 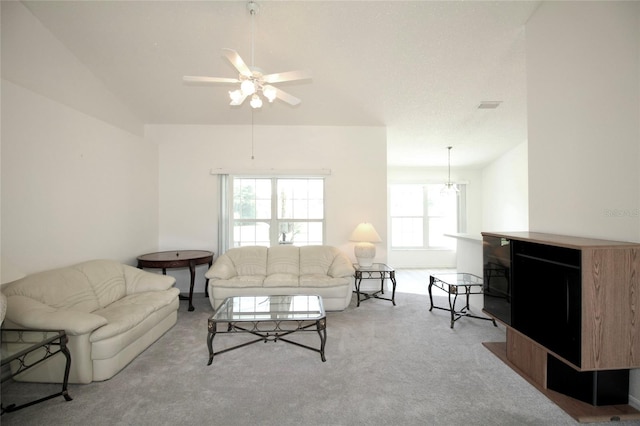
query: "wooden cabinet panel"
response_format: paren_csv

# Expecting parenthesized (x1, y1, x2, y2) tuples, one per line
(506, 328, 546, 388)
(581, 248, 640, 369)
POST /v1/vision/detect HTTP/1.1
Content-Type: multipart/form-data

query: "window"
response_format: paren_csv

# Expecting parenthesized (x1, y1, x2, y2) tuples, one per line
(389, 184, 464, 250)
(231, 177, 324, 247)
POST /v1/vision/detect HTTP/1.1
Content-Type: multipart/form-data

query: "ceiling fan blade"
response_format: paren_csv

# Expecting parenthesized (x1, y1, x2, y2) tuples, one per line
(229, 92, 249, 106)
(265, 85, 301, 106)
(183, 76, 240, 84)
(262, 70, 311, 84)
(222, 48, 252, 78)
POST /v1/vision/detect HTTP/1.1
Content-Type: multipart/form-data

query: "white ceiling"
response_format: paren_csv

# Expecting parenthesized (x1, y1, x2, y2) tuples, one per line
(21, 0, 540, 168)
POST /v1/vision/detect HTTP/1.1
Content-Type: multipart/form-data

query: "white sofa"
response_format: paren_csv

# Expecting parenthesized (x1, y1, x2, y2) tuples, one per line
(2, 259, 180, 384)
(205, 245, 355, 311)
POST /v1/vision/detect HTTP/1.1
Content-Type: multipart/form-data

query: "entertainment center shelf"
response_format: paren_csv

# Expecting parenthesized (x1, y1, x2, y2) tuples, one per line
(481, 231, 640, 423)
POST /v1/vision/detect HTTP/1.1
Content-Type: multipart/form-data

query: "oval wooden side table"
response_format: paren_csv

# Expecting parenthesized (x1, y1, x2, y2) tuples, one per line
(137, 250, 214, 311)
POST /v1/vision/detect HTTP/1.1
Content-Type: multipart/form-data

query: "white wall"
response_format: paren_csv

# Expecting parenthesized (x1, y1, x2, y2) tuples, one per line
(0, 1, 143, 136)
(387, 166, 483, 268)
(526, 0, 640, 407)
(481, 141, 528, 232)
(147, 124, 387, 293)
(527, 1, 640, 241)
(1, 2, 158, 275)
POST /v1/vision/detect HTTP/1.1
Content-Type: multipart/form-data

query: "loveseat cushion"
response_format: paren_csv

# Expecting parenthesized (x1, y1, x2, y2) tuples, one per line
(3, 267, 100, 313)
(5, 295, 108, 335)
(74, 260, 127, 308)
(123, 264, 176, 293)
(90, 288, 179, 342)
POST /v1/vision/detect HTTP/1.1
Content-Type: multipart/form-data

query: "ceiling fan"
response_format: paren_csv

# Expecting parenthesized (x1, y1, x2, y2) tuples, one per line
(183, 1, 310, 109)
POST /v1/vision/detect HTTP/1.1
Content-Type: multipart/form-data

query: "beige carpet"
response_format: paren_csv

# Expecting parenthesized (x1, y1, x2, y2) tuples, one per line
(1, 286, 626, 426)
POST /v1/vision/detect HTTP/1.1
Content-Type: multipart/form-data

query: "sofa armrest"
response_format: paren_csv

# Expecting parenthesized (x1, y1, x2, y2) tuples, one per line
(5, 295, 108, 336)
(123, 264, 176, 294)
(329, 251, 356, 278)
(205, 255, 237, 280)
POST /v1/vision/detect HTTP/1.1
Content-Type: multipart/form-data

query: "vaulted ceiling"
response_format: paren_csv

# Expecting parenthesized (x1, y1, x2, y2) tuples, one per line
(19, 0, 540, 168)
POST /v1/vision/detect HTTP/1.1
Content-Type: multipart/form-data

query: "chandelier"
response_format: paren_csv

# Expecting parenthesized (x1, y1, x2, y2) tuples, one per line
(441, 146, 460, 197)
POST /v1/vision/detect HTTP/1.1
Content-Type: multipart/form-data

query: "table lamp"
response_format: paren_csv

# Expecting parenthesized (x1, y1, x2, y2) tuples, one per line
(349, 222, 382, 267)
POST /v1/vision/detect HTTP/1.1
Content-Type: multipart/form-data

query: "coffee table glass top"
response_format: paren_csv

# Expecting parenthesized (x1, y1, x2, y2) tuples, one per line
(430, 272, 482, 287)
(353, 263, 394, 272)
(211, 295, 325, 322)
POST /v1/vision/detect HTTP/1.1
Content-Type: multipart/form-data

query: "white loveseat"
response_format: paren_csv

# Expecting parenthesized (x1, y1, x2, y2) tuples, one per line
(205, 245, 355, 311)
(2, 259, 180, 384)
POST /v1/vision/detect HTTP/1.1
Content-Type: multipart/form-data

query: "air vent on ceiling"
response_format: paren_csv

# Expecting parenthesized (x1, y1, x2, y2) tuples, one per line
(478, 101, 502, 109)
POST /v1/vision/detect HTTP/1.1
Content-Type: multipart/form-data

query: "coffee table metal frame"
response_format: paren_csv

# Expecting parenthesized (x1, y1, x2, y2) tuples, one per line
(207, 295, 327, 364)
(428, 273, 497, 329)
(1, 329, 73, 414)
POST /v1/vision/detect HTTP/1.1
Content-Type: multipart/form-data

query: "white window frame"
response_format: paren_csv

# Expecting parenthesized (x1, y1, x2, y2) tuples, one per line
(226, 176, 326, 248)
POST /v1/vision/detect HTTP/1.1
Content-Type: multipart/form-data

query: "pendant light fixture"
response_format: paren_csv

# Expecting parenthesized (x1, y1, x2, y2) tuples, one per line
(441, 146, 459, 197)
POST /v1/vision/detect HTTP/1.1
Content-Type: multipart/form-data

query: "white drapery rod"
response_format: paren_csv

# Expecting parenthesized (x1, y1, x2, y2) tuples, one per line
(210, 168, 331, 176)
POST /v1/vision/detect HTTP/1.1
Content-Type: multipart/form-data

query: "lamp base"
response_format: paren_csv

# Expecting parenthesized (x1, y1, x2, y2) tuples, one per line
(354, 242, 376, 267)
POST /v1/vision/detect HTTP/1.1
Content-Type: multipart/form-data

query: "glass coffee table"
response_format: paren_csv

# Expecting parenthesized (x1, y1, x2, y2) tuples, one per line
(207, 295, 327, 363)
(428, 273, 497, 329)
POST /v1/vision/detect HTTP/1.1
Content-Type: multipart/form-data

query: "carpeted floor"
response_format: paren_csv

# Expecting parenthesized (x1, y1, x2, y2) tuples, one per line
(2, 281, 638, 425)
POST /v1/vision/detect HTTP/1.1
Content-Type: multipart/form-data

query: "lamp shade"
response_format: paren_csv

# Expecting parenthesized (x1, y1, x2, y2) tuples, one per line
(349, 223, 382, 243)
(349, 223, 381, 267)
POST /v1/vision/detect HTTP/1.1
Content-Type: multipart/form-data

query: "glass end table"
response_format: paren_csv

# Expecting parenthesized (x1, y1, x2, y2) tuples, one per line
(1, 329, 73, 414)
(428, 273, 497, 329)
(353, 263, 397, 306)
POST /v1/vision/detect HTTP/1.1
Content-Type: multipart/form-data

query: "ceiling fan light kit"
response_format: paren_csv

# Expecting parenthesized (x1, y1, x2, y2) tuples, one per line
(183, 1, 309, 109)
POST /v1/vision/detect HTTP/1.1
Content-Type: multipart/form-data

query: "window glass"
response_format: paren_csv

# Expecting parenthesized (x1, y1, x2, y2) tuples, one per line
(390, 183, 463, 249)
(231, 177, 324, 247)
(233, 178, 272, 220)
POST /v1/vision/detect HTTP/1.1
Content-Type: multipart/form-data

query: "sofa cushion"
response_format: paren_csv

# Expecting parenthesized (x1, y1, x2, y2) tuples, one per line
(300, 274, 351, 288)
(227, 246, 268, 276)
(263, 273, 299, 288)
(266, 245, 300, 275)
(217, 276, 266, 288)
(299, 246, 338, 275)
(4, 268, 99, 313)
(205, 254, 237, 280)
(89, 288, 179, 343)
